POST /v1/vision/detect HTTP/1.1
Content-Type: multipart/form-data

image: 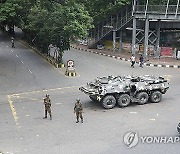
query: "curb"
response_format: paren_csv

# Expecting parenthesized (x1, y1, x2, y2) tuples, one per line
(65, 68, 76, 77)
(65, 71, 76, 77)
(71, 45, 180, 69)
(19, 40, 65, 68)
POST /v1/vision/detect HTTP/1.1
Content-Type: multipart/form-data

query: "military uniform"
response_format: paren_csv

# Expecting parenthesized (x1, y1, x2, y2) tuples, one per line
(11, 37, 15, 48)
(43, 95, 52, 120)
(74, 99, 83, 123)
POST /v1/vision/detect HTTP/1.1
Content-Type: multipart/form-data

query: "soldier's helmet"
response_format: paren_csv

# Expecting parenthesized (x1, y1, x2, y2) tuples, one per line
(46, 94, 49, 97)
(76, 98, 80, 102)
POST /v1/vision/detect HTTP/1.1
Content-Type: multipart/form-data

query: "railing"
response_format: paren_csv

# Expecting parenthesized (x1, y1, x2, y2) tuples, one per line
(135, 5, 179, 14)
(115, 11, 133, 31)
(88, 5, 180, 48)
(88, 6, 133, 47)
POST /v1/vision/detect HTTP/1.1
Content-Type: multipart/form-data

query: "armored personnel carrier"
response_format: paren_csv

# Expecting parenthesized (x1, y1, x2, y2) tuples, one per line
(79, 75, 169, 109)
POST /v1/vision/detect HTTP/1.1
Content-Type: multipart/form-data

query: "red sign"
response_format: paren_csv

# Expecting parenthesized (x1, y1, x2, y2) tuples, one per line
(161, 47, 172, 57)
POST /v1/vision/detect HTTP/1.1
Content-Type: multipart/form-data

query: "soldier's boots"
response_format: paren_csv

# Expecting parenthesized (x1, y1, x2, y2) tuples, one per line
(76, 119, 83, 123)
(43, 116, 47, 119)
(50, 115, 52, 120)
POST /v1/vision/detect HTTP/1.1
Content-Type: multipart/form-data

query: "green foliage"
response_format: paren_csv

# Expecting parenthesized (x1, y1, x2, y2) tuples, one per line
(63, 0, 93, 39)
(0, 0, 93, 63)
(74, 0, 130, 24)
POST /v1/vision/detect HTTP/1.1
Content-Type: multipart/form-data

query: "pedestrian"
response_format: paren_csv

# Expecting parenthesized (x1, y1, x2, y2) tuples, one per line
(43, 94, 52, 120)
(139, 54, 144, 68)
(130, 54, 135, 68)
(11, 37, 15, 48)
(74, 99, 83, 123)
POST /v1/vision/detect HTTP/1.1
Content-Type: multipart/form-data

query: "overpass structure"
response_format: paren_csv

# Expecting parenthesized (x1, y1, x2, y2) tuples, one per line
(88, 0, 180, 59)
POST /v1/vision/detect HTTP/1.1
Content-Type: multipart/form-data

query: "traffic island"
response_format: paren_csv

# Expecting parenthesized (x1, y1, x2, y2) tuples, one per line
(65, 67, 76, 77)
(19, 40, 65, 68)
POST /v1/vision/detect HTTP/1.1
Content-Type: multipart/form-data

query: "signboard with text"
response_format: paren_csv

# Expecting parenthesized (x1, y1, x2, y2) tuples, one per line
(161, 47, 173, 57)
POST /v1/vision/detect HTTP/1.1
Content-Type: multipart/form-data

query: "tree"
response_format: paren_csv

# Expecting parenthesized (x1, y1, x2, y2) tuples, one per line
(23, 0, 93, 63)
(74, 0, 130, 24)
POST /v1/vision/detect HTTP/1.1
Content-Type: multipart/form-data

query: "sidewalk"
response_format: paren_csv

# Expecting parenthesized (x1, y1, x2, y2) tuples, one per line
(71, 44, 180, 69)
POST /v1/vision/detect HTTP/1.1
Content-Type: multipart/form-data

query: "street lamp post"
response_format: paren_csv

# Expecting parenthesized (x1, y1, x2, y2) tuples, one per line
(112, 30, 116, 52)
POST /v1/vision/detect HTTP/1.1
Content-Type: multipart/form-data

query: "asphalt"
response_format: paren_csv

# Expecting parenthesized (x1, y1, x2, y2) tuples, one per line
(1, 29, 180, 154)
(71, 44, 180, 68)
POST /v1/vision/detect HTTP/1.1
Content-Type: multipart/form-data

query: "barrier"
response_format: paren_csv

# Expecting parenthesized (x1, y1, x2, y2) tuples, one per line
(65, 60, 76, 77)
(65, 67, 76, 77)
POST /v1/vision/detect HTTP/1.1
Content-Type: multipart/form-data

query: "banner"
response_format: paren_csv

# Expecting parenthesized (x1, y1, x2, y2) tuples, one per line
(161, 47, 173, 57)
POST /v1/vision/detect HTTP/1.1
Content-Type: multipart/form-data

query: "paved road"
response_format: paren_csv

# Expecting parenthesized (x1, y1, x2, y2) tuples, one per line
(0, 31, 180, 154)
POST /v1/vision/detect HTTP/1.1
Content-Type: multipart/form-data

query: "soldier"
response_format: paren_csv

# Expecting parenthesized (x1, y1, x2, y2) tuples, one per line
(11, 37, 15, 48)
(43, 94, 52, 120)
(74, 99, 83, 123)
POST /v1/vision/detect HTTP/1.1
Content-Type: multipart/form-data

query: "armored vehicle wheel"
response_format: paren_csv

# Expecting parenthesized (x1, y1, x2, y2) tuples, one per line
(118, 94, 131, 107)
(136, 92, 149, 105)
(102, 95, 116, 109)
(149, 91, 162, 103)
(89, 96, 97, 102)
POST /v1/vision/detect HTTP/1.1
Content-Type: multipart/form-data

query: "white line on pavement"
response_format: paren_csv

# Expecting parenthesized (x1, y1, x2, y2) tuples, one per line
(130, 112, 137, 114)
(29, 70, 32, 74)
(10, 85, 82, 96)
(98, 64, 104, 68)
(150, 118, 156, 121)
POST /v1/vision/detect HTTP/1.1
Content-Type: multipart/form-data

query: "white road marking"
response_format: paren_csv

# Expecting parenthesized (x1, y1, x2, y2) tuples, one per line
(130, 112, 137, 114)
(10, 85, 81, 96)
(163, 75, 172, 81)
(150, 118, 156, 121)
(30, 98, 38, 101)
(85, 60, 89, 62)
(26, 115, 29, 117)
(56, 103, 62, 105)
(29, 70, 32, 74)
(6, 46, 8, 47)
(98, 64, 104, 68)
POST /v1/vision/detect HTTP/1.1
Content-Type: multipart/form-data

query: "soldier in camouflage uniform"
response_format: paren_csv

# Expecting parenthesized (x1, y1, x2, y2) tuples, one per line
(74, 99, 83, 123)
(43, 94, 52, 120)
